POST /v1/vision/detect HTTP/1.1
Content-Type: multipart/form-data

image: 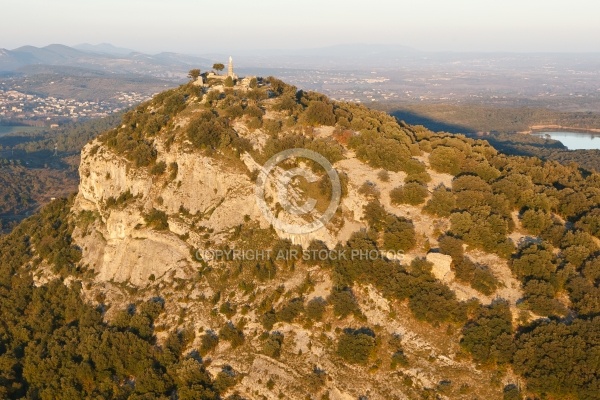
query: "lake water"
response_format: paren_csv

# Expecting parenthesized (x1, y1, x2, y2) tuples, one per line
(532, 131, 600, 150)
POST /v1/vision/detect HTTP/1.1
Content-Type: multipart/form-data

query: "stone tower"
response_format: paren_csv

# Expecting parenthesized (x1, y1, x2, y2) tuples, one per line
(227, 56, 234, 78)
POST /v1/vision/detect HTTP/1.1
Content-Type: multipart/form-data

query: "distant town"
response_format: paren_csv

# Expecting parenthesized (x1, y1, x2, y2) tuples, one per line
(0, 88, 151, 126)
(274, 67, 600, 110)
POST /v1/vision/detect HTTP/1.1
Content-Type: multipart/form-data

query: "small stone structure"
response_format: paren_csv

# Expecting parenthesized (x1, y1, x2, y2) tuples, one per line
(193, 75, 205, 86)
(240, 76, 254, 87)
(227, 56, 236, 79)
(199, 56, 257, 90)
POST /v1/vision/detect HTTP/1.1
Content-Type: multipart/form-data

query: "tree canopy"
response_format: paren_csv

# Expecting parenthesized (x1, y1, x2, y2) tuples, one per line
(188, 68, 201, 80)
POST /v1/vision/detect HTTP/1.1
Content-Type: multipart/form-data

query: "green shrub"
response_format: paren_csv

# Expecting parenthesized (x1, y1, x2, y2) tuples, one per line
(268, 76, 297, 96)
(363, 200, 387, 231)
(408, 279, 466, 324)
(521, 209, 554, 236)
(336, 327, 377, 365)
(144, 208, 169, 230)
(254, 260, 277, 281)
(168, 162, 178, 181)
(130, 142, 156, 167)
(187, 111, 231, 149)
(246, 116, 263, 130)
(423, 185, 456, 217)
(105, 190, 134, 209)
(449, 210, 515, 258)
(404, 171, 431, 184)
(570, 274, 599, 311)
(274, 93, 300, 113)
(219, 301, 237, 318)
(503, 384, 521, 400)
(277, 297, 304, 322)
(383, 215, 416, 252)
(329, 287, 361, 319)
(583, 256, 600, 284)
(262, 331, 284, 358)
(0, 201, 221, 400)
(244, 104, 264, 119)
(306, 367, 327, 389)
(261, 310, 278, 330)
(187, 110, 251, 153)
(390, 183, 429, 206)
(438, 234, 465, 260)
(100, 86, 195, 166)
(214, 365, 238, 392)
(358, 181, 380, 199)
(302, 101, 336, 126)
(429, 146, 465, 175)
(224, 104, 244, 119)
(452, 174, 492, 193)
(200, 330, 219, 355)
(391, 351, 409, 368)
(523, 280, 567, 317)
(263, 119, 282, 135)
(575, 207, 600, 238)
(511, 242, 557, 281)
(151, 161, 167, 175)
(306, 297, 327, 321)
(454, 257, 499, 295)
(377, 170, 390, 182)
(218, 321, 245, 348)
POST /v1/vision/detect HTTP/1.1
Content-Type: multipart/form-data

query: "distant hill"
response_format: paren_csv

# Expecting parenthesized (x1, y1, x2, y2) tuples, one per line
(0, 44, 213, 77)
(74, 42, 135, 56)
(10, 64, 174, 101)
(4, 44, 99, 68)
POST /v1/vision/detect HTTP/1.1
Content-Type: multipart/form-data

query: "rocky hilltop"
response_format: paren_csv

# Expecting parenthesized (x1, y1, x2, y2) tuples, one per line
(2, 76, 598, 399)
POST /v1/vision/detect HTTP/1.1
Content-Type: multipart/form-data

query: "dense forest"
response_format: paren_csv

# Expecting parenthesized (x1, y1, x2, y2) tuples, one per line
(382, 103, 600, 134)
(0, 115, 121, 231)
(0, 114, 122, 159)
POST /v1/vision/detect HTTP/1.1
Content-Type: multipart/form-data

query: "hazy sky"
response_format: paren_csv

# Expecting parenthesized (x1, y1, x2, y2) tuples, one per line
(2, 0, 599, 53)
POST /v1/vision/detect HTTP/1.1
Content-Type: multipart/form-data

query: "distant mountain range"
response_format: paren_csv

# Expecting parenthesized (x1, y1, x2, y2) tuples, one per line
(4, 43, 599, 76)
(0, 44, 213, 77)
(74, 43, 136, 56)
(0, 43, 423, 77)
(0, 43, 419, 69)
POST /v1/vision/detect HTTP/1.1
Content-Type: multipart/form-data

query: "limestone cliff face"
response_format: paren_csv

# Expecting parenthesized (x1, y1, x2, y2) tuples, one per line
(73, 136, 263, 285)
(72, 133, 370, 286)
